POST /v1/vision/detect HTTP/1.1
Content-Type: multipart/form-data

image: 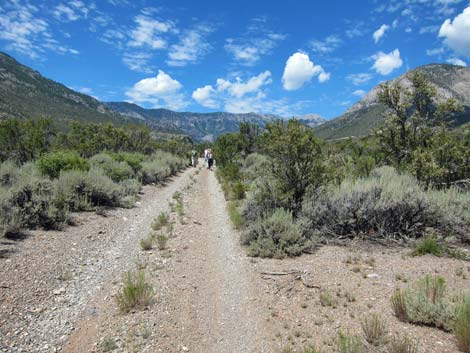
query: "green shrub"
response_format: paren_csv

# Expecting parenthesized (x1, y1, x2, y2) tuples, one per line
(55, 169, 124, 211)
(388, 334, 418, 353)
(454, 295, 470, 352)
(336, 330, 363, 353)
(241, 208, 311, 258)
(0, 161, 20, 187)
(0, 176, 67, 235)
(361, 313, 387, 346)
(115, 271, 154, 313)
(89, 153, 134, 182)
(428, 187, 470, 242)
(301, 166, 442, 240)
(112, 152, 145, 173)
(231, 181, 246, 200)
(391, 275, 454, 331)
(36, 150, 89, 178)
(141, 160, 171, 184)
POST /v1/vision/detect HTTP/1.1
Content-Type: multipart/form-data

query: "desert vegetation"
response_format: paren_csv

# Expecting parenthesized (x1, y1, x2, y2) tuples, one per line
(214, 71, 469, 258)
(0, 119, 188, 237)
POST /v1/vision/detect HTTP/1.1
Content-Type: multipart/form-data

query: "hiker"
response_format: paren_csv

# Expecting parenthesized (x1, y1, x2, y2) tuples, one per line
(191, 149, 198, 167)
(204, 148, 209, 169)
(208, 149, 214, 170)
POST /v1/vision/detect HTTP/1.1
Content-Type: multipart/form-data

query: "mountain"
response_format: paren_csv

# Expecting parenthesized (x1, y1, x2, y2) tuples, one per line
(105, 102, 282, 141)
(294, 114, 326, 128)
(313, 64, 470, 140)
(0, 52, 140, 129)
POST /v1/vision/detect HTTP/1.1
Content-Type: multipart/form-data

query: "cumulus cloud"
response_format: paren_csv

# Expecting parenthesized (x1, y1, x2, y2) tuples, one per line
(282, 52, 329, 90)
(439, 7, 470, 58)
(217, 71, 272, 98)
(167, 25, 213, 66)
(447, 58, 467, 66)
(371, 49, 403, 75)
(128, 15, 173, 49)
(346, 73, 373, 85)
(373, 24, 390, 43)
(192, 71, 283, 113)
(192, 85, 218, 108)
(126, 70, 188, 110)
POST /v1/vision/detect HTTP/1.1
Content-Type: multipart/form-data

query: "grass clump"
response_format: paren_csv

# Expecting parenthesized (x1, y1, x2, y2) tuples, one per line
(388, 334, 418, 353)
(319, 291, 338, 308)
(156, 233, 168, 250)
(412, 233, 444, 257)
(151, 212, 169, 231)
(115, 271, 154, 313)
(242, 208, 312, 258)
(391, 275, 454, 331)
(337, 330, 363, 353)
(140, 235, 153, 251)
(454, 295, 470, 352)
(361, 313, 387, 346)
(228, 201, 243, 229)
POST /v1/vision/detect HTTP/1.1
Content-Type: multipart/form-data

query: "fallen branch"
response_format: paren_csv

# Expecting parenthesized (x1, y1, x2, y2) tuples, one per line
(260, 270, 300, 276)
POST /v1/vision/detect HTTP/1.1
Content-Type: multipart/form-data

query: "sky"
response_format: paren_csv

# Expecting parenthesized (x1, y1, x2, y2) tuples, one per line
(1, 0, 470, 119)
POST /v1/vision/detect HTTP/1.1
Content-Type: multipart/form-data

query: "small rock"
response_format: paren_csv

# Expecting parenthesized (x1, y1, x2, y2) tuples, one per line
(367, 273, 380, 278)
(53, 288, 66, 295)
(181, 346, 189, 352)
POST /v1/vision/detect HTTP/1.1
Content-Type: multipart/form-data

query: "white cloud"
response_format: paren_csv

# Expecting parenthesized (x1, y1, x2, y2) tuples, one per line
(0, 2, 77, 58)
(310, 35, 342, 54)
(53, 1, 90, 22)
(373, 24, 390, 43)
(217, 71, 272, 98)
(426, 47, 445, 56)
(282, 52, 329, 90)
(126, 70, 188, 110)
(371, 49, 403, 75)
(191, 71, 286, 113)
(167, 25, 213, 66)
(318, 71, 330, 83)
(122, 52, 153, 73)
(353, 89, 367, 97)
(224, 19, 285, 66)
(128, 14, 173, 49)
(447, 58, 467, 66)
(439, 7, 470, 58)
(192, 85, 218, 108)
(346, 73, 373, 85)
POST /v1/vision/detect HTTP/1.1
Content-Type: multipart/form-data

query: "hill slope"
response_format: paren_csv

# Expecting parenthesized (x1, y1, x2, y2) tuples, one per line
(0, 52, 137, 128)
(314, 64, 470, 140)
(106, 102, 283, 141)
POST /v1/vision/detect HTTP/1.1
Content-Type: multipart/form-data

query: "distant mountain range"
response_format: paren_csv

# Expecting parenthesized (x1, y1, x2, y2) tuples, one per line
(1, 51, 468, 142)
(105, 102, 282, 141)
(313, 64, 470, 140)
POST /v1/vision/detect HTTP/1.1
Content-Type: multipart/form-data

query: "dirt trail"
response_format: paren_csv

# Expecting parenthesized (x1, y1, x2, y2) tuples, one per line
(160, 168, 269, 353)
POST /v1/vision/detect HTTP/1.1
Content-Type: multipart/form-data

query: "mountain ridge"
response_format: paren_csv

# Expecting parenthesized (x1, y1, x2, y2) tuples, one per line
(313, 63, 470, 140)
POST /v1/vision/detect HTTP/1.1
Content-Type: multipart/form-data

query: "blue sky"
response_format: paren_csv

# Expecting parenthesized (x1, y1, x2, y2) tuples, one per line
(1, 0, 470, 119)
